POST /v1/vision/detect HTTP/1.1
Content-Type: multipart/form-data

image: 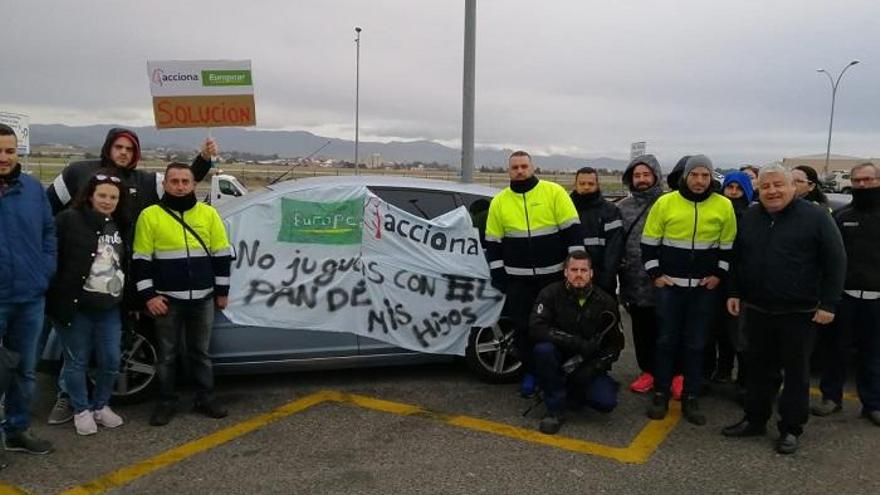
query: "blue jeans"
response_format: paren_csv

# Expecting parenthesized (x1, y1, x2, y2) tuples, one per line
(57, 307, 122, 413)
(533, 342, 619, 414)
(819, 295, 880, 412)
(654, 286, 717, 397)
(155, 299, 216, 404)
(0, 299, 46, 434)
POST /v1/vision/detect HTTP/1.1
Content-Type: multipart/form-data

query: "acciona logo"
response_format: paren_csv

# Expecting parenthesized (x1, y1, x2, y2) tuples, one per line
(151, 68, 201, 87)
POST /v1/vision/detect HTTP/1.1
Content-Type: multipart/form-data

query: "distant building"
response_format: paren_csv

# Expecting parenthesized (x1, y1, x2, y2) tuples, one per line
(782, 153, 877, 175)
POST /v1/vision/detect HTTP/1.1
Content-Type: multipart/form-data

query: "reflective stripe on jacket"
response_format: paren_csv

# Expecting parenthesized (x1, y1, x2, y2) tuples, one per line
(640, 191, 736, 286)
(485, 180, 583, 285)
(132, 202, 231, 302)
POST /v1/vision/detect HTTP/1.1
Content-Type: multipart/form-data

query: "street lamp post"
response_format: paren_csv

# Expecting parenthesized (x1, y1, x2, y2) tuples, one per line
(817, 60, 860, 176)
(354, 26, 362, 175)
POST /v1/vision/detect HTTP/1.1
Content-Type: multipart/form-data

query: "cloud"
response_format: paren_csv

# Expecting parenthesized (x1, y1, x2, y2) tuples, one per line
(4, 0, 878, 166)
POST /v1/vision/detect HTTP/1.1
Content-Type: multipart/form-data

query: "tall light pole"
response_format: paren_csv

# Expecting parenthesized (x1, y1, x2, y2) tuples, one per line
(460, 0, 476, 183)
(817, 60, 859, 176)
(354, 26, 362, 175)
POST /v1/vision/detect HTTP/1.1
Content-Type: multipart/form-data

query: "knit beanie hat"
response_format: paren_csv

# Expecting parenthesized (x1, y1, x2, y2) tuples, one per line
(684, 154, 714, 177)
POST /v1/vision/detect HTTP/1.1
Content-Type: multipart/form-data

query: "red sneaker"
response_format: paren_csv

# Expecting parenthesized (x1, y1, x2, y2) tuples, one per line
(629, 372, 654, 393)
(671, 375, 684, 401)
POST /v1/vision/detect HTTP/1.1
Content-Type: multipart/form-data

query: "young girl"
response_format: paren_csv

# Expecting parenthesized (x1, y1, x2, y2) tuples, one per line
(47, 172, 130, 435)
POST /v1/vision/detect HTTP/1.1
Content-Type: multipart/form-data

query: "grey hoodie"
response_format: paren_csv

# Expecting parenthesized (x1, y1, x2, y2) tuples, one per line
(618, 154, 664, 307)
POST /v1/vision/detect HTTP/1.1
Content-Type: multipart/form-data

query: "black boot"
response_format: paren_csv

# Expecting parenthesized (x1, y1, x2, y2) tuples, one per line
(682, 395, 707, 426)
(722, 418, 766, 437)
(647, 392, 670, 420)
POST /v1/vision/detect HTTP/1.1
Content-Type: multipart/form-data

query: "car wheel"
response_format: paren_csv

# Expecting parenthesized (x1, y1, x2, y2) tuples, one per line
(108, 331, 159, 404)
(465, 318, 521, 383)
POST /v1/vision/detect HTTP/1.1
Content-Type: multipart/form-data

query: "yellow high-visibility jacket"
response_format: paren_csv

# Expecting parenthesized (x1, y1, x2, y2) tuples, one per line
(485, 179, 583, 286)
(133, 202, 232, 302)
(640, 191, 736, 287)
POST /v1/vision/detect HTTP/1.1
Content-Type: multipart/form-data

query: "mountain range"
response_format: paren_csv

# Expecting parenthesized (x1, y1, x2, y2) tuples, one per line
(30, 124, 629, 171)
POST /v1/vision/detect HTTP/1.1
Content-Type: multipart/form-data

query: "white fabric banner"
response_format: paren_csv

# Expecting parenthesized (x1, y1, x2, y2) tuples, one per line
(223, 184, 504, 355)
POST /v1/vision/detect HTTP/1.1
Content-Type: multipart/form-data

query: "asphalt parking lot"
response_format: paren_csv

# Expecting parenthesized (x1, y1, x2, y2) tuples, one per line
(2, 333, 880, 495)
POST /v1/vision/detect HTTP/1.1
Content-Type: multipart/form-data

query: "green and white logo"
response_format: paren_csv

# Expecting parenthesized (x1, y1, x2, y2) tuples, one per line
(278, 197, 364, 245)
(201, 70, 253, 87)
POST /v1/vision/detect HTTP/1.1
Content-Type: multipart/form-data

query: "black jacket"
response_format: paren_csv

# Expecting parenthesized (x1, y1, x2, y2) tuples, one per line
(730, 198, 846, 313)
(530, 281, 624, 373)
(570, 192, 624, 293)
(47, 208, 132, 327)
(834, 188, 880, 292)
(47, 129, 211, 219)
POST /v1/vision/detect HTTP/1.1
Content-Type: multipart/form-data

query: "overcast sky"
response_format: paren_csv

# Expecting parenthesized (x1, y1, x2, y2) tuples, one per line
(5, 0, 878, 167)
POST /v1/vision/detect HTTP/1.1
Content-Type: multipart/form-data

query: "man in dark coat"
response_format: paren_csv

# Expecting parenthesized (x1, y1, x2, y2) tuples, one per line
(570, 167, 623, 295)
(813, 162, 880, 425)
(723, 164, 846, 454)
(529, 251, 624, 434)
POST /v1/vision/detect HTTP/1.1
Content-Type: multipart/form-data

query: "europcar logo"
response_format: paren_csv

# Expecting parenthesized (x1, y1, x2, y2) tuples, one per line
(278, 197, 364, 245)
(151, 68, 200, 87)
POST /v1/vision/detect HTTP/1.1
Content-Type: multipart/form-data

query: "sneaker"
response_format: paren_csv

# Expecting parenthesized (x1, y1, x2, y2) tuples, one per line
(519, 373, 538, 398)
(629, 372, 654, 394)
(150, 403, 177, 427)
(538, 413, 564, 435)
(671, 375, 684, 401)
(94, 406, 124, 428)
(193, 400, 228, 419)
(47, 395, 74, 425)
(682, 395, 707, 426)
(776, 433, 799, 455)
(862, 410, 880, 427)
(3, 430, 54, 455)
(810, 399, 842, 417)
(74, 410, 97, 436)
(647, 392, 670, 420)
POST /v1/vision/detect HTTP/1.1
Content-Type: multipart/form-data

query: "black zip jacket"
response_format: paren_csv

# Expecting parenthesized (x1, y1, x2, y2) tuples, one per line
(47, 129, 211, 219)
(834, 187, 880, 292)
(47, 208, 132, 327)
(570, 191, 624, 292)
(729, 198, 846, 313)
(530, 281, 624, 372)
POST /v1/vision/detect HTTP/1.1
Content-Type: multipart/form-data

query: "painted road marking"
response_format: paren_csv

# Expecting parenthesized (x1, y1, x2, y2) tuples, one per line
(49, 389, 680, 495)
(0, 482, 31, 495)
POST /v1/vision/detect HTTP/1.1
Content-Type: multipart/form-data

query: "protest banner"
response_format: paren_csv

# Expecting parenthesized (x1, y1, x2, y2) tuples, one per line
(223, 184, 504, 356)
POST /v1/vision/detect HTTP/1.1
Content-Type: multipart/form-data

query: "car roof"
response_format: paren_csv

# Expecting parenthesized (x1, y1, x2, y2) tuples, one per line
(216, 175, 500, 216)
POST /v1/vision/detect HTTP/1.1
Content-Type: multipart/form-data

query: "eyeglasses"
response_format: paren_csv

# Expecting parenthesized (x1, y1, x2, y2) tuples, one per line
(94, 174, 122, 183)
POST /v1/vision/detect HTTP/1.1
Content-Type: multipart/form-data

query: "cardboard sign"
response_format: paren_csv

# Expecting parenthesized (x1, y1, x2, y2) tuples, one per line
(147, 60, 255, 129)
(0, 112, 30, 155)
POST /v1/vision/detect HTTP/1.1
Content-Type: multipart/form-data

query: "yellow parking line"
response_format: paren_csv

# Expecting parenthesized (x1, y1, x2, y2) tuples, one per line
(54, 391, 333, 495)
(809, 387, 859, 402)
(332, 391, 681, 464)
(0, 482, 32, 495)
(57, 389, 681, 494)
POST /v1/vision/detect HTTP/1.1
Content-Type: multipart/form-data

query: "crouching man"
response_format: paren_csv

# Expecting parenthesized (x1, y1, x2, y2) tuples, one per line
(529, 251, 624, 434)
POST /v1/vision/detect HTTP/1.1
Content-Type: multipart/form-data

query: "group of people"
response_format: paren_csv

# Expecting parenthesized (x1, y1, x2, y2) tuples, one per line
(0, 125, 232, 467)
(1, 126, 877, 464)
(485, 150, 879, 454)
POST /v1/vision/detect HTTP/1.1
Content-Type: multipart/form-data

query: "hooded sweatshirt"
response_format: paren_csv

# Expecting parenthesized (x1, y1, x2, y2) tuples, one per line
(47, 128, 213, 222)
(618, 155, 663, 306)
(722, 171, 754, 218)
